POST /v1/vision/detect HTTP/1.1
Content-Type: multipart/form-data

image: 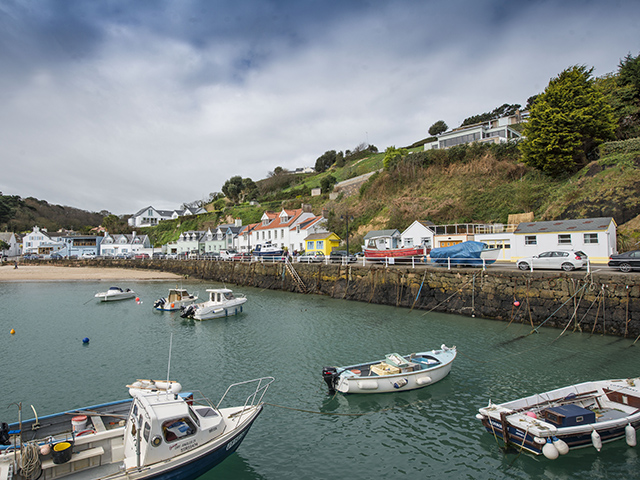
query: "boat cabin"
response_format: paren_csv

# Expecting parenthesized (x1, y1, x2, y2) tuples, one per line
(123, 382, 224, 469)
(206, 289, 236, 303)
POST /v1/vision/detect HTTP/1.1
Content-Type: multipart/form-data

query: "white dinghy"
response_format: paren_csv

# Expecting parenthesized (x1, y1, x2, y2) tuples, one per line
(322, 345, 456, 394)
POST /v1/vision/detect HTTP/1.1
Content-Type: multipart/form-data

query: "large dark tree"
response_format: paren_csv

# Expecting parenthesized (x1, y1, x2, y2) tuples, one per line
(520, 65, 616, 177)
(428, 120, 448, 136)
(314, 150, 337, 172)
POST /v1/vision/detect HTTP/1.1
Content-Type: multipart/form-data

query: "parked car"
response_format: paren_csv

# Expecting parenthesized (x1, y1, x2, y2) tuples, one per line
(81, 252, 96, 259)
(50, 253, 63, 260)
(231, 252, 252, 261)
(297, 251, 325, 263)
(166, 253, 178, 259)
(135, 253, 150, 259)
(608, 250, 640, 272)
(152, 252, 165, 259)
(23, 253, 39, 260)
(517, 250, 588, 271)
(329, 250, 357, 264)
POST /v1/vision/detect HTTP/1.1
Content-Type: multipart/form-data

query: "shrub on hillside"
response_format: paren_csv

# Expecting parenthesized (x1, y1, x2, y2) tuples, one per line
(599, 137, 640, 155)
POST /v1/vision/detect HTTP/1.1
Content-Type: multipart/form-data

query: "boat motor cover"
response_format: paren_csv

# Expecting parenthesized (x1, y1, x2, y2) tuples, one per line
(429, 241, 487, 260)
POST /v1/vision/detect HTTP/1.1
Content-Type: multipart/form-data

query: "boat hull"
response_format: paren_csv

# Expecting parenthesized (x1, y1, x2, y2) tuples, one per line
(477, 378, 640, 456)
(96, 292, 136, 302)
(364, 246, 425, 260)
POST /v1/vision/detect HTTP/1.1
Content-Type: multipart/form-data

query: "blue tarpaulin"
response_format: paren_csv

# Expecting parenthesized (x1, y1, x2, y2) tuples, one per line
(430, 241, 490, 266)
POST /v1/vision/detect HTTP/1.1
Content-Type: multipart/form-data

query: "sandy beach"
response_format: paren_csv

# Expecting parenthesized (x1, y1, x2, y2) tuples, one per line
(0, 264, 181, 281)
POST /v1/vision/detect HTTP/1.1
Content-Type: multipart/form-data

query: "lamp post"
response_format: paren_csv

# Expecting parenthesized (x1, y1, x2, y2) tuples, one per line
(340, 214, 354, 254)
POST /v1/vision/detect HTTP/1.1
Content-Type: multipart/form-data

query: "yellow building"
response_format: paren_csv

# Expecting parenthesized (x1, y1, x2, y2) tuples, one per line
(304, 232, 340, 255)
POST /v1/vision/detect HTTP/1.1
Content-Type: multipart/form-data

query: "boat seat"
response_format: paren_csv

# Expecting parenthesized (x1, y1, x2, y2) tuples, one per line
(90, 415, 106, 432)
(41, 446, 104, 470)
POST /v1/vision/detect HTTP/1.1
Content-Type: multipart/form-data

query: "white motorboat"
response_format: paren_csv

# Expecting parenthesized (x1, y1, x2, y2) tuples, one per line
(476, 378, 640, 459)
(94, 286, 136, 302)
(180, 288, 247, 321)
(322, 345, 456, 394)
(154, 288, 198, 311)
(0, 376, 274, 480)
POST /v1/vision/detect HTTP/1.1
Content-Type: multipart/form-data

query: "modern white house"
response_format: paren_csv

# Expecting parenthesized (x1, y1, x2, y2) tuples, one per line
(425, 113, 523, 150)
(512, 217, 617, 264)
(363, 229, 402, 250)
(128, 206, 206, 228)
(249, 208, 324, 253)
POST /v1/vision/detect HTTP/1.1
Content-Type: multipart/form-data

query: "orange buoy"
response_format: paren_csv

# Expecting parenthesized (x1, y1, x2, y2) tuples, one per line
(10, 328, 15, 335)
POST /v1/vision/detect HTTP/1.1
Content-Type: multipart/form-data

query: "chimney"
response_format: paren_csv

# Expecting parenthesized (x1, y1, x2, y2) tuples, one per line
(235, 218, 242, 227)
(301, 203, 312, 213)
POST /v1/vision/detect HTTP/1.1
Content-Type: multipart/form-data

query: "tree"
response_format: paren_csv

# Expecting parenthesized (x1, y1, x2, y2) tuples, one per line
(428, 120, 448, 136)
(520, 65, 616, 177)
(314, 150, 337, 173)
(383, 146, 408, 170)
(320, 174, 338, 193)
(610, 52, 640, 139)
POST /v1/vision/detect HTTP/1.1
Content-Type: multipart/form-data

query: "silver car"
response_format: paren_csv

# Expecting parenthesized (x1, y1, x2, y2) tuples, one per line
(517, 250, 588, 271)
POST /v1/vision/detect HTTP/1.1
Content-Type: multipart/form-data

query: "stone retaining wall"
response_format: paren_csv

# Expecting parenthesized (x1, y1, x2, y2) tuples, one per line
(78, 259, 640, 337)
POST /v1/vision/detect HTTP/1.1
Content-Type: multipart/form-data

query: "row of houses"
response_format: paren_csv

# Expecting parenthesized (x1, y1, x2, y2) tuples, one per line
(368, 216, 617, 264)
(128, 205, 207, 228)
(4, 212, 618, 265)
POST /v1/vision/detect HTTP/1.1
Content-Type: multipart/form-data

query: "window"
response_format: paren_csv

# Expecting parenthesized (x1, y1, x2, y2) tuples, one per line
(525, 236, 537, 245)
(316, 240, 324, 250)
(558, 234, 571, 245)
(584, 233, 598, 244)
(307, 241, 314, 250)
(404, 238, 413, 246)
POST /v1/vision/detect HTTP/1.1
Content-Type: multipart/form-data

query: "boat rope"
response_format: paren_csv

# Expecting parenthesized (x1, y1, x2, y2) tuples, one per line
(409, 270, 427, 312)
(529, 282, 590, 335)
(624, 285, 630, 337)
(20, 442, 42, 480)
(263, 398, 431, 417)
(554, 279, 587, 339)
(420, 275, 476, 317)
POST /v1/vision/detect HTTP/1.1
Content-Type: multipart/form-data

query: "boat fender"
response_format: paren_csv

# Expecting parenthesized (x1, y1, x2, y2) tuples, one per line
(542, 439, 559, 460)
(591, 429, 602, 452)
(393, 378, 408, 389)
(416, 376, 432, 385)
(626, 424, 637, 447)
(552, 436, 569, 455)
(475, 414, 484, 420)
(533, 437, 546, 445)
(357, 380, 378, 390)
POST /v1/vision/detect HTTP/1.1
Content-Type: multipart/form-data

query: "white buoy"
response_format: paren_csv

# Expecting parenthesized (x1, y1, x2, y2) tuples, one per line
(533, 436, 546, 446)
(591, 429, 602, 451)
(553, 436, 569, 455)
(626, 424, 637, 447)
(542, 439, 559, 460)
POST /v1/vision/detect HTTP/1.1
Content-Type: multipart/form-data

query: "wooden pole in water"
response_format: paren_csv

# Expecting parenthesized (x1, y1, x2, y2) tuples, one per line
(500, 411, 510, 448)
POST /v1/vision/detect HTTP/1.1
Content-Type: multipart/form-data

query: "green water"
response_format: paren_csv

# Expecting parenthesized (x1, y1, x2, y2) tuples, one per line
(2, 280, 640, 479)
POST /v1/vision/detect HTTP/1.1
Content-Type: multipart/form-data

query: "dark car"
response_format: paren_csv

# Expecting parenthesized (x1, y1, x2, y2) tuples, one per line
(50, 253, 63, 260)
(608, 250, 640, 273)
(329, 250, 357, 264)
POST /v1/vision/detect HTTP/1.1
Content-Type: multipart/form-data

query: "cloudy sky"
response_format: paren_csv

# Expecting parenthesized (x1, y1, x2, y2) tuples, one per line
(1, 0, 639, 215)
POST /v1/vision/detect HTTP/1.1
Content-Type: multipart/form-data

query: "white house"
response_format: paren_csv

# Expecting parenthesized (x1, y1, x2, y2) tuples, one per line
(363, 229, 402, 250)
(425, 113, 523, 150)
(0, 232, 21, 257)
(176, 231, 206, 255)
(21, 226, 52, 255)
(250, 208, 320, 253)
(513, 217, 617, 264)
(401, 221, 435, 251)
(100, 232, 151, 257)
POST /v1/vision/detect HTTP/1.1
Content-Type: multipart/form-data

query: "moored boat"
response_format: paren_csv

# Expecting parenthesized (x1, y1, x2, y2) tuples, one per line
(476, 378, 640, 459)
(94, 286, 136, 302)
(252, 242, 284, 258)
(430, 241, 498, 267)
(322, 345, 456, 394)
(0, 376, 274, 480)
(154, 288, 198, 311)
(180, 288, 247, 321)
(364, 245, 426, 260)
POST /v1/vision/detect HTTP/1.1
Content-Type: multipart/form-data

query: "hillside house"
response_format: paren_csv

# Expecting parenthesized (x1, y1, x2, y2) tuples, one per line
(128, 206, 206, 228)
(0, 232, 21, 257)
(401, 221, 435, 251)
(425, 113, 523, 150)
(100, 232, 151, 257)
(22, 226, 52, 255)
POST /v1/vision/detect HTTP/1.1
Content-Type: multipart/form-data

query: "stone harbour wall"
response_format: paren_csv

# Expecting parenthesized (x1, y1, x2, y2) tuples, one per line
(81, 259, 640, 337)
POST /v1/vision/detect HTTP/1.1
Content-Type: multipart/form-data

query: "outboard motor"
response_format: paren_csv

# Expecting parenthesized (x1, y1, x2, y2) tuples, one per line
(322, 367, 339, 395)
(181, 305, 195, 318)
(0, 422, 10, 446)
(154, 298, 165, 309)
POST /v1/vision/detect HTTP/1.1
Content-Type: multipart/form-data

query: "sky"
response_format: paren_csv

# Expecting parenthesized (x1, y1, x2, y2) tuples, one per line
(1, 0, 639, 216)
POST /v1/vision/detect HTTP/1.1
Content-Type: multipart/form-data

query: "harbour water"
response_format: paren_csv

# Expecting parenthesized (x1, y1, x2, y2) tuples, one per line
(2, 279, 640, 479)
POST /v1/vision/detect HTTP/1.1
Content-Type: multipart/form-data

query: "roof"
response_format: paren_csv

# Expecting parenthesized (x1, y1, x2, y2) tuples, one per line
(304, 232, 339, 241)
(514, 217, 615, 234)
